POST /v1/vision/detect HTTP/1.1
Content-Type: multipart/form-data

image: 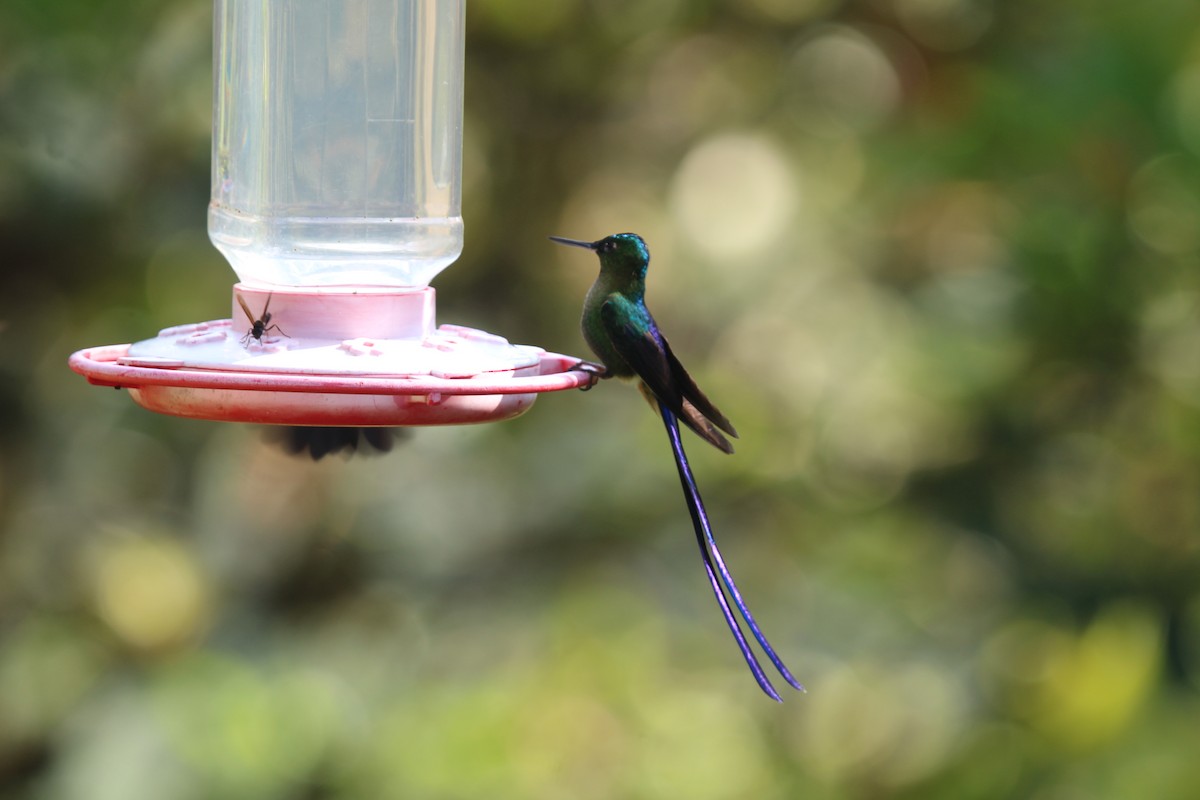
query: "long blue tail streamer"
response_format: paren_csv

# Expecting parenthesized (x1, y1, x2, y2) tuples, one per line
(658, 403, 804, 700)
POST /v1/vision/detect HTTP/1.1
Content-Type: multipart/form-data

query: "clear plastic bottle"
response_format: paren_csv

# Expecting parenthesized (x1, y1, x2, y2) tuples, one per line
(209, 0, 464, 288)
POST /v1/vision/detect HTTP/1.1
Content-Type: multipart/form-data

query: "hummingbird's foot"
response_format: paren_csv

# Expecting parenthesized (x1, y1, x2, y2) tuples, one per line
(569, 360, 608, 391)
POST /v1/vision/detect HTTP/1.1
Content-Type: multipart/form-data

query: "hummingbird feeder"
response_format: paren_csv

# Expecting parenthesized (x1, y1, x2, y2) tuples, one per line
(69, 0, 592, 433)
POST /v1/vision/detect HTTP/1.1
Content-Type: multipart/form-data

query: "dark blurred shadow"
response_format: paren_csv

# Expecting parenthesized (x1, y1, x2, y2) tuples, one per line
(266, 426, 412, 460)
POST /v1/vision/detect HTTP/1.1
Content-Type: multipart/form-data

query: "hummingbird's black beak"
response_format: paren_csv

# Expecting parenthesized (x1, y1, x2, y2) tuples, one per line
(548, 236, 597, 250)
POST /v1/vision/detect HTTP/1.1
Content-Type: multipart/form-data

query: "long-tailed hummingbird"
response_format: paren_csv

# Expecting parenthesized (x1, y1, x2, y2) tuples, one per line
(550, 232, 803, 701)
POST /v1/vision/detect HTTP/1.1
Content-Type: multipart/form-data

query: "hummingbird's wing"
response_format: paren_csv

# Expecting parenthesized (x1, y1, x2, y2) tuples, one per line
(601, 296, 734, 454)
(661, 337, 738, 439)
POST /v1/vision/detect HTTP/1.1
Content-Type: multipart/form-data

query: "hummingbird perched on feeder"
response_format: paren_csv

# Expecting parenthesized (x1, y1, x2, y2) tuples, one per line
(550, 232, 803, 701)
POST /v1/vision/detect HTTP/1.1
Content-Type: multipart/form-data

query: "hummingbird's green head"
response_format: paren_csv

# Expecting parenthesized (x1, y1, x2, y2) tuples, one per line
(549, 232, 650, 281)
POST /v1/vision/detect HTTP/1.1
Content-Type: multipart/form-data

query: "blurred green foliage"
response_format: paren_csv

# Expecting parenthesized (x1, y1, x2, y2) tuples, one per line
(3, 0, 1200, 798)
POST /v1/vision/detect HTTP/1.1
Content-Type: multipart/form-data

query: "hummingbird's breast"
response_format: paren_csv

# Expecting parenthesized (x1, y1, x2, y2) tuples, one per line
(581, 279, 637, 379)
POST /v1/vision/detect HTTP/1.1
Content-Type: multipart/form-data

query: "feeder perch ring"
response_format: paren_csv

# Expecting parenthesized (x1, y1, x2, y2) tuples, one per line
(69, 342, 597, 428)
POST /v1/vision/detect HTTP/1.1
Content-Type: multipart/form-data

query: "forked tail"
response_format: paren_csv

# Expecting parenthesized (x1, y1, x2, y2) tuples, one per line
(657, 403, 804, 700)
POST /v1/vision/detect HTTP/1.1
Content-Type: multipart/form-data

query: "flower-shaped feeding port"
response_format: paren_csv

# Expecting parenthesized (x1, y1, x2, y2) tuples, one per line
(69, 1, 593, 433)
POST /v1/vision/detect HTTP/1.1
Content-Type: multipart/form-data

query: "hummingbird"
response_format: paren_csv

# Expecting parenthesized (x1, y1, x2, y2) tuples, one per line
(550, 232, 803, 701)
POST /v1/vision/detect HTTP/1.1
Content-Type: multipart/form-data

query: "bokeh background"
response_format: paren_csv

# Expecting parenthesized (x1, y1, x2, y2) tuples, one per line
(4, 0, 1200, 797)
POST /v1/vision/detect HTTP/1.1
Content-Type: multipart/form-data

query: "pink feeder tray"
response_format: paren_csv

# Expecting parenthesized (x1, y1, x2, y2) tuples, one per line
(69, 285, 596, 427)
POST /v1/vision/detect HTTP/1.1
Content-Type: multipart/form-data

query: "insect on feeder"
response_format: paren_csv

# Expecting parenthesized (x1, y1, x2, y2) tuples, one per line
(69, 0, 594, 444)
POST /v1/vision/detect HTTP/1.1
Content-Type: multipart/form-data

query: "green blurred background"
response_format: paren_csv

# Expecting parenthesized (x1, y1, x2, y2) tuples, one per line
(3, 0, 1200, 797)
